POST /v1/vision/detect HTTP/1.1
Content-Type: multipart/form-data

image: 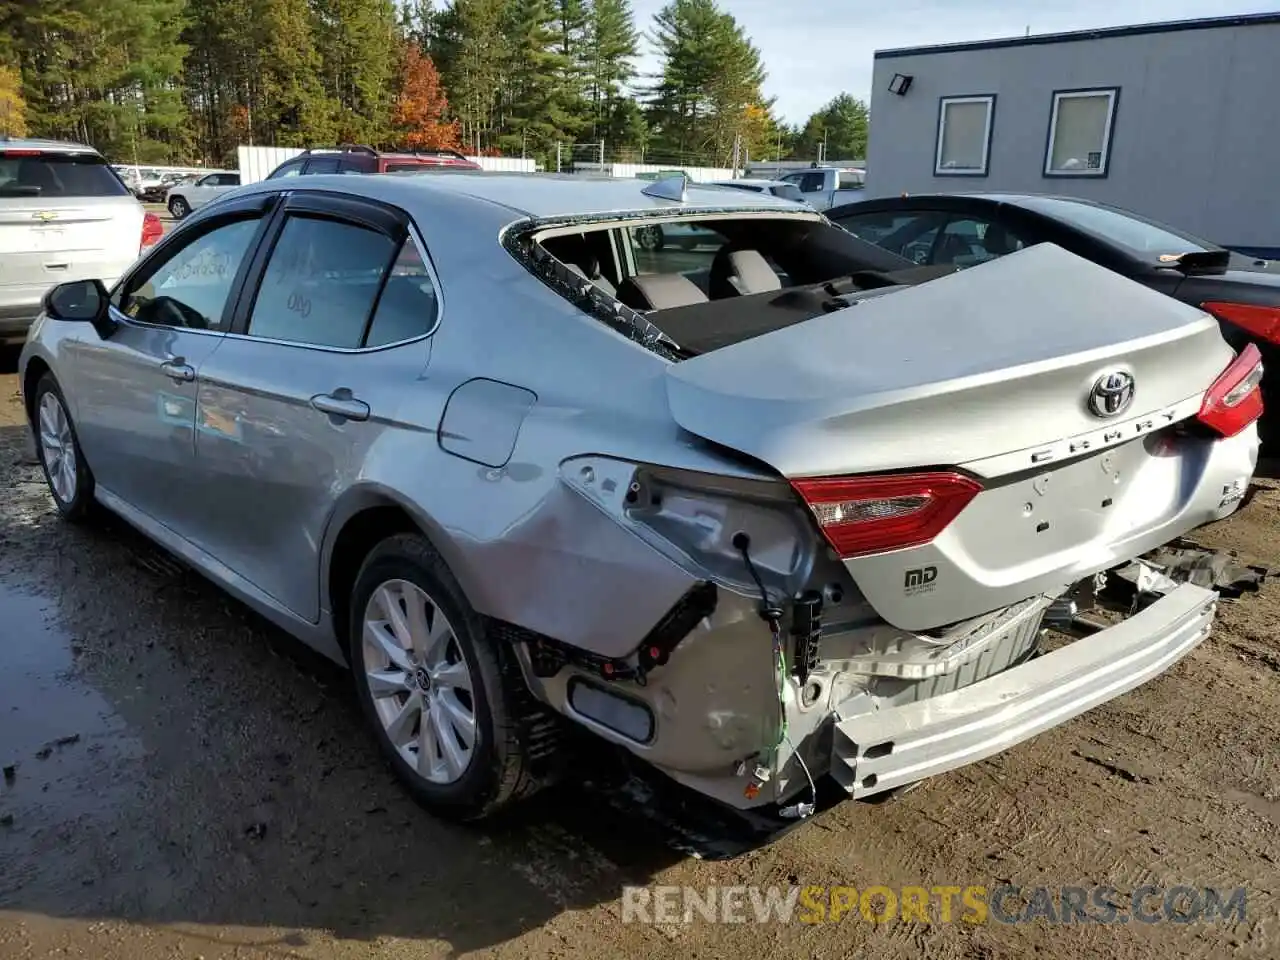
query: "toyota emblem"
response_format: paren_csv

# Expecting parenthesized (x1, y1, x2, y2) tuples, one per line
(1088, 370, 1136, 418)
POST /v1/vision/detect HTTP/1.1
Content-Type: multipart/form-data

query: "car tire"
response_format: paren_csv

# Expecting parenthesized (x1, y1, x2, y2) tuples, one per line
(31, 374, 97, 522)
(348, 533, 556, 821)
(634, 225, 664, 252)
(168, 196, 190, 219)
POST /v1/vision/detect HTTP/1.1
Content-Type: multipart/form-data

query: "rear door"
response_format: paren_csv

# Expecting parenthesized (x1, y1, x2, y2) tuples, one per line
(0, 147, 143, 320)
(192, 191, 440, 619)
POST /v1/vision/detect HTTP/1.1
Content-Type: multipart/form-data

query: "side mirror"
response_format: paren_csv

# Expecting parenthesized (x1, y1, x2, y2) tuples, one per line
(43, 279, 115, 338)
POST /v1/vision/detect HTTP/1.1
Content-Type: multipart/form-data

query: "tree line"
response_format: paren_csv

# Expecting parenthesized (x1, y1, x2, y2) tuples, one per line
(0, 0, 869, 171)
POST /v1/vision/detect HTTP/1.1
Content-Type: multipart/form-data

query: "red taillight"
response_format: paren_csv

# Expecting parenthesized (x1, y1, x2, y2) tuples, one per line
(1202, 301, 1280, 345)
(140, 212, 163, 251)
(791, 471, 983, 559)
(1197, 342, 1265, 438)
(1, 149, 41, 157)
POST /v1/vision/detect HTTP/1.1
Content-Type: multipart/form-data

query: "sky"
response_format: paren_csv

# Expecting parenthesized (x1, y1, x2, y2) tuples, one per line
(626, 0, 1278, 125)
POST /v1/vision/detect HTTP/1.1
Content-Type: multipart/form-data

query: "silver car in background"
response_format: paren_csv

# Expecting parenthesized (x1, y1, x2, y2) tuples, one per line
(17, 171, 1261, 824)
(1, 138, 161, 344)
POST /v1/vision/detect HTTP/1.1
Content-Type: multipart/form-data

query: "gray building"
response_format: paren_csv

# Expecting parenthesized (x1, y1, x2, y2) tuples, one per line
(866, 12, 1280, 257)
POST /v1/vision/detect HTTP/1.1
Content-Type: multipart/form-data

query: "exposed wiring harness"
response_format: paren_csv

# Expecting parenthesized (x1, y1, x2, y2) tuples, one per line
(733, 532, 817, 820)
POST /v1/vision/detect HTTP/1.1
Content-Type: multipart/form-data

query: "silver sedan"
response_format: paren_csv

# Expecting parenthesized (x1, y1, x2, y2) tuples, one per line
(17, 171, 1261, 824)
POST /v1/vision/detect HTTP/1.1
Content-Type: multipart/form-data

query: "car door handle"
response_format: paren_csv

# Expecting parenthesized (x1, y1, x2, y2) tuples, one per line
(310, 390, 369, 422)
(160, 358, 195, 382)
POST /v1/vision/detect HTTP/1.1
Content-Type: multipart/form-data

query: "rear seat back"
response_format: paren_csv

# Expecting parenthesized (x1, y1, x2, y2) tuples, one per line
(618, 273, 709, 311)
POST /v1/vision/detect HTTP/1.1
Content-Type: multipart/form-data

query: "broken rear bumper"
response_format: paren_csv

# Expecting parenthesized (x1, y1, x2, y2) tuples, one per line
(831, 582, 1217, 799)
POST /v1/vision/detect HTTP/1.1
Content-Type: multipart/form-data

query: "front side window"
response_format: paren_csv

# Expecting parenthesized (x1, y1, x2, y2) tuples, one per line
(116, 217, 262, 330)
(1045, 88, 1119, 176)
(935, 95, 994, 176)
(772, 184, 805, 202)
(245, 215, 397, 348)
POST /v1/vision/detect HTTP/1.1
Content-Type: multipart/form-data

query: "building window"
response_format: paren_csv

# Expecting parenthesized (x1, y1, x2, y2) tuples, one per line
(1044, 88, 1119, 177)
(934, 95, 995, 177)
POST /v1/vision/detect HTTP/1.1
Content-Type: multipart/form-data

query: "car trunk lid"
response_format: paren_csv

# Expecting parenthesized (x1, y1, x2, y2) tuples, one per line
(665, 243, 1250, 630)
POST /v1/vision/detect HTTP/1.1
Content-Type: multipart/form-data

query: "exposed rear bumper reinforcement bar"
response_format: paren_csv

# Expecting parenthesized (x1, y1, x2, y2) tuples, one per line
(831, 582, 1217, 799)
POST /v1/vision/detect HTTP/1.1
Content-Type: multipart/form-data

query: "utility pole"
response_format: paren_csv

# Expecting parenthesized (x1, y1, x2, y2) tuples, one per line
(555, 141, 562, 173)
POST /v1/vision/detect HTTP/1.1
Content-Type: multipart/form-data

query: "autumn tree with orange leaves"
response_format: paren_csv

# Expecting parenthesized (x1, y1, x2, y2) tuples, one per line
(392, 44, 461, 151)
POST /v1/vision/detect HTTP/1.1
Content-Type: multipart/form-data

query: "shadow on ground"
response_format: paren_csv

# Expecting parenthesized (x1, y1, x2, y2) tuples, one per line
(0, 422, 698, 955)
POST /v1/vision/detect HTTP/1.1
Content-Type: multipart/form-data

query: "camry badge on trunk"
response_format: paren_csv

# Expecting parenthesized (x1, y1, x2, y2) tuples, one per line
(1088, 371, 1136, 418)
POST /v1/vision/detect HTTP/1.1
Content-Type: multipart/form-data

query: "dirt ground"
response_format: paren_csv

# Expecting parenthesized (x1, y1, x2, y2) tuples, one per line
(1, 349, 1277, 960)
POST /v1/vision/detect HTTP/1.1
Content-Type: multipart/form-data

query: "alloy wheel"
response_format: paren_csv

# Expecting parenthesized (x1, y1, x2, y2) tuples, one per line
(38, 392, 77, 505)
(361, 579, 477, 784)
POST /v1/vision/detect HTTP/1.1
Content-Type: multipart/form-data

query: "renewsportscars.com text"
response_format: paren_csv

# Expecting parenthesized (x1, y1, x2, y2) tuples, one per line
(621, 884, 1248, 925)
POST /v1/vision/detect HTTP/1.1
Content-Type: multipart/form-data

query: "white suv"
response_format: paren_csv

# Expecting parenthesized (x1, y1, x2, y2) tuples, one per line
(1, 138, 162, 344)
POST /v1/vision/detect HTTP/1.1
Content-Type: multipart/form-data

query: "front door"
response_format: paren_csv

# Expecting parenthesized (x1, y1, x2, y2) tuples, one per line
(194, 191, 440, 620)
(66, 202, 272, 534)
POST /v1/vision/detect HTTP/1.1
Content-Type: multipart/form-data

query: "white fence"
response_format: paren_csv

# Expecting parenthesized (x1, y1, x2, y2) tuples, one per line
(235, 146, 537, 183)
(570, 161, 737, 182)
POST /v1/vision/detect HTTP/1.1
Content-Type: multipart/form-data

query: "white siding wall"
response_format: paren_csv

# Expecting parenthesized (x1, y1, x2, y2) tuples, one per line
(234, 146, 537, 183)
(866, 19, 1280, 249)
(573, 162, 737, 182)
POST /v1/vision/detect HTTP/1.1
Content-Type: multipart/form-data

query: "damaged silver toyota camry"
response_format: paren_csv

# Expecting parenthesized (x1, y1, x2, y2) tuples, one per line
(18, 172, 1263, 825)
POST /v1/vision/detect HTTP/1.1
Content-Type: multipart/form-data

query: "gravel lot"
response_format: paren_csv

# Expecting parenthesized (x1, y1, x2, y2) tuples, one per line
(1, 348, 1278, 959)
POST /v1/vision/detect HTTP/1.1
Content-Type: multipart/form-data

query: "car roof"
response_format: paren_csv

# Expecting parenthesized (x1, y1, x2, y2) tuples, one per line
(712, 178, 786, 187)
(368, 171, 806, 218)
(0, 136, 101, 155)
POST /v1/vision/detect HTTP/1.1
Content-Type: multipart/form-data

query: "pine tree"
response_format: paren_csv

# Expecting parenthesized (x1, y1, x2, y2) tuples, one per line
(795, 93, 868, 161)
(442, 0, 507, 153)
(313, 0, 401, 144)
(646, 0, 766, 166)
(584, 0, 639, 144)
(497, 0, 577, 162)
(553, 0, 591, 143)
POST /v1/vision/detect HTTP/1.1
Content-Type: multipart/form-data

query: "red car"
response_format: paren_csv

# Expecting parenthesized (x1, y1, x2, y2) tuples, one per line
(265, 144, 481, 179)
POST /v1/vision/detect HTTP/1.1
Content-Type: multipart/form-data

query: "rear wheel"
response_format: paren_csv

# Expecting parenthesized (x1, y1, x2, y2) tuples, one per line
(32, 374, 96, 522)
(168, 196, 190, 219)
(348, 533, 553, 820)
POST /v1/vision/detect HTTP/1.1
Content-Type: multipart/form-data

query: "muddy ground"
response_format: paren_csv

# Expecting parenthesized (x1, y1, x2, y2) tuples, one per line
(1, 349, 1278, 959)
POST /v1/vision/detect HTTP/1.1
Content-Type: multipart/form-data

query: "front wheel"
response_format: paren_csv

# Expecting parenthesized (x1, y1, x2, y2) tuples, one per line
(32, 374, 96, 521)
(348, 533, 553, 820)
(168, 196, 190, 219)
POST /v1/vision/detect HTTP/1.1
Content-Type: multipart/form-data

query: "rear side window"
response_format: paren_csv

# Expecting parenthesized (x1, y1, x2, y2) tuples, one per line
(247, 216, 437, 348)
(384, 162, 428, 173)
(247, 215, 396, 348)
(303, 158, 340, 175)
(0, 152, 131, 198)
(365, 239, 439, 346)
